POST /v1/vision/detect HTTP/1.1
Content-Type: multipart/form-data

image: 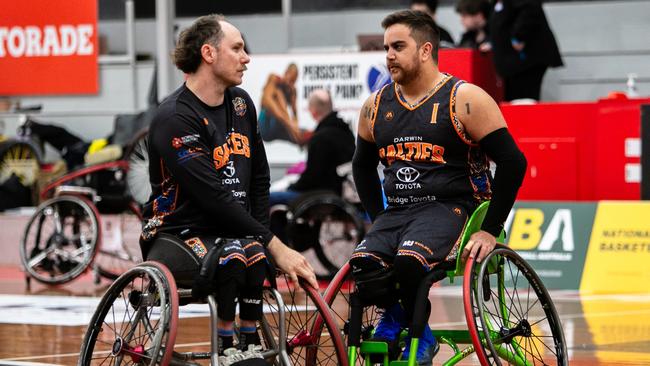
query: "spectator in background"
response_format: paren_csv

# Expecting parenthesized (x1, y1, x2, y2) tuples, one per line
(258, 63, 304, 144)
(488, 0, 563, 101)
(410, 0, 455, 48)
(269, 89, 355, 206)
(455, 0, 491, 50)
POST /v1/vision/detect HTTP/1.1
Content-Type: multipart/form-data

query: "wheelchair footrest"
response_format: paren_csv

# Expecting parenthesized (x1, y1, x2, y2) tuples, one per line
(360, 341, 389, 355)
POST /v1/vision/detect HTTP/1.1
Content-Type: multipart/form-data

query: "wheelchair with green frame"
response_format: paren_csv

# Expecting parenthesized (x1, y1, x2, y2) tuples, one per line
(312, 201, 567, 365)
(77, 233, 349, 365)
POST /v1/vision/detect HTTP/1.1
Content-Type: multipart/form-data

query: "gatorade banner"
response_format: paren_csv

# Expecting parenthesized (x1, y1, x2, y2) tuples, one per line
(0, 0, 98, 95)
(580, 201, 650, 294)
(503, 202, 596, 290)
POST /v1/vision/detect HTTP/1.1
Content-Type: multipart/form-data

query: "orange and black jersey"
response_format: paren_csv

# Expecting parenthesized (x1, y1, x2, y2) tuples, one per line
(142, 84, 273, 245)
(371, 74, 492, 206)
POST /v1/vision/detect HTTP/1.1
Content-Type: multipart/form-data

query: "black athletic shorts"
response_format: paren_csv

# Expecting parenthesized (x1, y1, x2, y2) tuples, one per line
(351, 201, 469, 271)
(183, 236, 267, 268)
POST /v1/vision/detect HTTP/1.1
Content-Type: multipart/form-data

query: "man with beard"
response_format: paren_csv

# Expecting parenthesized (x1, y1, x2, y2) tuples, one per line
(350, 10, 527, 365)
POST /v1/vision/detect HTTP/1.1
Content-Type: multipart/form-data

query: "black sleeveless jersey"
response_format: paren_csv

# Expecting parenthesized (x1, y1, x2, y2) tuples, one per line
(371, 74, 492, 206)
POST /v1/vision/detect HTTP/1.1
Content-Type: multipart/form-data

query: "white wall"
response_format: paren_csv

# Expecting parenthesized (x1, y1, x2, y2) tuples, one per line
(3, 0, 649, 142)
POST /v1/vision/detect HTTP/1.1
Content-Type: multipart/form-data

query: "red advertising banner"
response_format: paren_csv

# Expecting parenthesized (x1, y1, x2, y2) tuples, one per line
(0, 0, 98, 95)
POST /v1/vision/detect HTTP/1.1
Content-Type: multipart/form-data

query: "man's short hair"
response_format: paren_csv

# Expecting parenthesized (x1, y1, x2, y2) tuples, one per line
(382, 10, 440, 62)
(411, 0, 439, 14)
(173, 14, 225, 74)
(455, 0, 491, 16)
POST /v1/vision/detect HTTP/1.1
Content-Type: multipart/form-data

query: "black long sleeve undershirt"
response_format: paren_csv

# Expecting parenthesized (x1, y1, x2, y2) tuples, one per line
(352, 136, 384, 221)
(479, 127, 528, 237)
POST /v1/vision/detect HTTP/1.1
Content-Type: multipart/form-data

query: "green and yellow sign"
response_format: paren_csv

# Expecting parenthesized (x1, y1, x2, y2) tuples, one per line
(504, 202, 597, 290)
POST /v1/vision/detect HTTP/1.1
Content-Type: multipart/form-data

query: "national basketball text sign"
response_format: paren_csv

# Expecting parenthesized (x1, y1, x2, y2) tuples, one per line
(0, 0, 98, 95)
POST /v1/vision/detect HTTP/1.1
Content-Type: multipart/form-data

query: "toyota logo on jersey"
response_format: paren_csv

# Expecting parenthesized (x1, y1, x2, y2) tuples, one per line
(396, 167, 420, 183)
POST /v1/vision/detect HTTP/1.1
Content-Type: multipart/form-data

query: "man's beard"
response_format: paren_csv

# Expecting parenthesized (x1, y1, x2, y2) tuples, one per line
(391, 54, 420, 85)
(393, 62, 420, 85)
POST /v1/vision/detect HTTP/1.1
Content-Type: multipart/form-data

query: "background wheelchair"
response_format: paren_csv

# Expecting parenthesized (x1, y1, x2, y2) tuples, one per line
(269, 162, 367, 279)
(311, 201, 567, 365)
(19, 114, 151, 286)
(78, 234, 348, 365)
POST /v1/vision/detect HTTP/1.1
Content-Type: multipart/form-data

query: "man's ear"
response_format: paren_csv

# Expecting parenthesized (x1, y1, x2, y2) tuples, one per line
(201, 44, 215, 63)
(420, 42, 433, 62)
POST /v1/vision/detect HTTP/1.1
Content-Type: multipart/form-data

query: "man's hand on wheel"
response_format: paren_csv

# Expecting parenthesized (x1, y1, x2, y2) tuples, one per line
(267, 236, 318, 289)
(461, 230, 497, 264)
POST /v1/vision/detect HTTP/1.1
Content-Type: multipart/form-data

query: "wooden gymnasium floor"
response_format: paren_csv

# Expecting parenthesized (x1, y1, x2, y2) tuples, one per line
(1, 265, 649, 366)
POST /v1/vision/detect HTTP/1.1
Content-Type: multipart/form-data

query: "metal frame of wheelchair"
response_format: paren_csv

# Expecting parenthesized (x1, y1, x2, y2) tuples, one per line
(312, 201, 568, 366)
(77, 235, 349, 366)
(19, 129, 148, 286)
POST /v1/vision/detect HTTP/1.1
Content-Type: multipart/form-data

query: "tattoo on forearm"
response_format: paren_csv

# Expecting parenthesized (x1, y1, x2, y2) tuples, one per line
(364, 105, 373, 119)
(465, 103, 471, 114)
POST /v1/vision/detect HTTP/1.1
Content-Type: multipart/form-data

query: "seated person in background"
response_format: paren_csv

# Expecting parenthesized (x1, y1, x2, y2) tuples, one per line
(455, 0, 492, 51)
(269, 89, 355, 206)
(410, 0, 455, 48)
(258, 64, 304, 144)
(141, 14, 317, 358)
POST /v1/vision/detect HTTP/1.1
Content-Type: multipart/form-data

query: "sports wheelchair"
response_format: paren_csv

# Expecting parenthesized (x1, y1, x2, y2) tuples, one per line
(78, 233, 348, 365)
(19, 115, 151, 286)
(269, 163, 367, 279)
(312, 201, 567, 365)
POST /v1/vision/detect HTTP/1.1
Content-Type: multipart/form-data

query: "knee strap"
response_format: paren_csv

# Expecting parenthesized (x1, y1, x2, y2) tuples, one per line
(352, 266, 398, 307)
(192, 239, 226, 299)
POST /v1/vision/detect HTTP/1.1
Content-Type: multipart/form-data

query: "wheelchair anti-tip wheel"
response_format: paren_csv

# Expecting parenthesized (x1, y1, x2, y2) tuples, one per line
(20, 195, 99, 285)
(260, 273, 347, 366)
(78, 261, 179, 366)
(464, 244, 567, 366)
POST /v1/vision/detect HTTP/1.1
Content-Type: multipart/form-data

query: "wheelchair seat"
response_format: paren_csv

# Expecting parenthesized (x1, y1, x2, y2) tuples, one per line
(144, 233, 201, 289)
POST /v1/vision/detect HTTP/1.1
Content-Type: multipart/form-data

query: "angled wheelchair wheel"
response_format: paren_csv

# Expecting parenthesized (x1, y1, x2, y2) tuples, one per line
(79, 261, 179, 366)
(20, 195, 99, 284)
(0, 140, 40, 187)
(259, 273, 347, 366)
(314, 262, 383, 365)
(464, 244, 567, 366)
(124, 128, 150, 206)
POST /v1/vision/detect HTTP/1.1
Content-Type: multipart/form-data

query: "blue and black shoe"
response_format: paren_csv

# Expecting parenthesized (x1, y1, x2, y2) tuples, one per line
(368, 303, 405, 362)
(402, 326, 440, 366)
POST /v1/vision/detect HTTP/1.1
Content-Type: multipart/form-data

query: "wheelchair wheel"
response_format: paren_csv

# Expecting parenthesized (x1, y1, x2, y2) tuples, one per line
(124, 128, 150, 205)
(290, 194, 365, 278)
(20, 195, 99, 284)
(93, 206, 143, 281)
(259, 273, 347, 366)
(464, 244, 567, 366)
(312, 206, 365, 277)
(0, 140, 40, 186)
(315, 262, 383, 365)
(79, 261, 179, 366)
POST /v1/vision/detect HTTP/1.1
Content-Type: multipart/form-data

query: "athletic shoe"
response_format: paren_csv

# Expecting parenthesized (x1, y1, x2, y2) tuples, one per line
(402, 326, 440, 366)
